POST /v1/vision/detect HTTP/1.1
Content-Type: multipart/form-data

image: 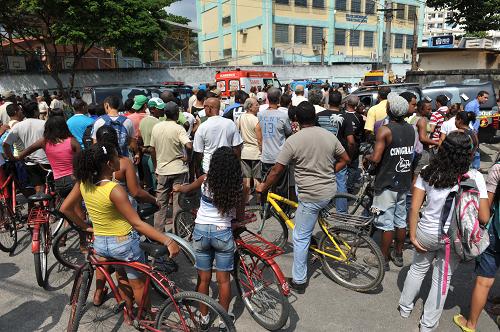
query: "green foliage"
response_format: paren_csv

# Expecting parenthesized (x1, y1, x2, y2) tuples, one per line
(427, 0, 500, 33)
(463, 31, 489, 38)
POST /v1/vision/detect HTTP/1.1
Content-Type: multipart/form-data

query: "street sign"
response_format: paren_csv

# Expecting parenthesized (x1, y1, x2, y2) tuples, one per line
(346, 14, 367, 23)
(429, 35, 454, 48)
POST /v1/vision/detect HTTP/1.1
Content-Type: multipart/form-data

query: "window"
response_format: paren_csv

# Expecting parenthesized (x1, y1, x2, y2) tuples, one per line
(427, 14, 433, 20)
(364, 31, 374, 47)
(312, 0, 324, 8)
(351, 0, 361, 13)
(365, 0, 375, 14)
(437, 23, 443, 28)
(335, 0, 347, 11)
(349, 30, 360, 46)
(222, 15, 231, 25)
(406, 34, 413, 49)
(294, 25, 307, 44)
(395, 3, 405, 20)
(295, 0, 307, 7)
(276, 0, 289, 4)
(446, 12, 453, 19)
(407, 5, 416, 20)
(312, 27, 324, 45)
(335, 28, 346, 45)
(223, 48, 232, 57)
(275, 24, 289, 43)
(394, 33, 404, 49)
(437, 13, 443, 18)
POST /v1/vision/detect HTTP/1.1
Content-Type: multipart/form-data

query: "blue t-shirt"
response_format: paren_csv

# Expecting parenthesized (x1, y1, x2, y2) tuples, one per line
(465, 99, 480, 132)
(67, 114, 95, 147)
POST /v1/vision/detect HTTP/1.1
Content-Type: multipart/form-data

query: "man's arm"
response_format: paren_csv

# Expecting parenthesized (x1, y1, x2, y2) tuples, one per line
(417, 118, 435, 146)
(193, 152, 203, 178)
(150, 147, 157, 171)
(256, 163, 286, 193)
(184, 142, 193, 163)
(346, 134, 356, 159)
(335, 151, 351, 173)
(365, 126, 390, 164)
(255, 123, 263, 152)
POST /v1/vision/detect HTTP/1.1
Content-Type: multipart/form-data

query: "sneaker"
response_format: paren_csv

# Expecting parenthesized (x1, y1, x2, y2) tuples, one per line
(364, 255, 390, 271)
(197, 312, 210, 331)
(390, 249, 404, 268)
(398, 306, 410, 319)
(285, 277, 307, 294)
(218, 313, 235, 332)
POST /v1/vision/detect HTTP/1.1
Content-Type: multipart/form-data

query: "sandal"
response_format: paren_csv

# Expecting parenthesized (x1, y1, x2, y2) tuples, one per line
(93, 286, 109, 307)
(453, 314, 475, 332)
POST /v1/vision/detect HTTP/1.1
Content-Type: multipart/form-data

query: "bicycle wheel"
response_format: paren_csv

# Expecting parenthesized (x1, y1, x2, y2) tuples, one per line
(173, 210, 195, 241)
(234, 249, 289, 331)
(34, 223, 50, 288)
(243, 205, 288, 249)
(67, 267, 93, 332)
(0, 202, 17, 253)
(318, 225, 384, 292)
(155, 291, 235, 332)
(326, 193, 372, 217)
(53, 226, 87, 270)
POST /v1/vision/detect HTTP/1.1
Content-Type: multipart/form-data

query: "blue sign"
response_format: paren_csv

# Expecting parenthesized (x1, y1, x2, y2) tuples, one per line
(429, 35, 454, 48)
(346, 14, 367, 23)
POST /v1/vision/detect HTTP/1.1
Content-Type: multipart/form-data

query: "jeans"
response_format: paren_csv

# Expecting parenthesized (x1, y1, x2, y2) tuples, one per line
(292, 199, 330, 284)
(399, 228, 459, 332)
(154, 173, 187, 232)
(346, 158, 361, 194)
(192, 224, 235, 272)
(335, 167, 348, 213)
(472, 150, 480, 170)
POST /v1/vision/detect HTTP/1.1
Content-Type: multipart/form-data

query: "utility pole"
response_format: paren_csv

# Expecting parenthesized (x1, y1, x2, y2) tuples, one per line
(320, 37, 326, 65)
(411, 12, 418, 71)
(381, 1, 393, 73)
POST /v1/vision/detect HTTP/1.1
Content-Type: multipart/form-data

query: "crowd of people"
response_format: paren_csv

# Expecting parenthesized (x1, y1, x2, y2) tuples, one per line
(0, 81, 498, 332)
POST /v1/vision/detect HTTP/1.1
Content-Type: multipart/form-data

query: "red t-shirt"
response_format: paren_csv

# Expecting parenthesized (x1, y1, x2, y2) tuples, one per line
(127, 112, 147, 139)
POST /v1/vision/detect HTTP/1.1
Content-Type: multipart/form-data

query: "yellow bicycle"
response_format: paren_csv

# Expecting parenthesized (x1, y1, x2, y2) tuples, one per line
(244, 191, 385, 292)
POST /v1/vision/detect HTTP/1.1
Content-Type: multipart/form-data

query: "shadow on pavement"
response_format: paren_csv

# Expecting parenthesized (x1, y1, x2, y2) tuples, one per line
(0, 262, 20, 279)
(9, 230, 31, 257)
(0, 293, 68, 331)
(45, 261, 76, 291)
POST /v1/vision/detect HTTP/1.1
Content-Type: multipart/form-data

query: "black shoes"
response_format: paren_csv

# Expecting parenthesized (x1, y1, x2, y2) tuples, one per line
(390, 249, 404, 268)
(286, 277, 307, 294)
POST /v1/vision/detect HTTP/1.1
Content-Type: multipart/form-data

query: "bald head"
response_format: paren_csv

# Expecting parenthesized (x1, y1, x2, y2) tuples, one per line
(160, 90, 175, 103)
(204, 97, 220, 117)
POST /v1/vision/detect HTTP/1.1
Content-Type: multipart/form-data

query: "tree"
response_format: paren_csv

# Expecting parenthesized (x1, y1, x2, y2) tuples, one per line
(427, 0, 500, 33)
(0, 0, 188, 97)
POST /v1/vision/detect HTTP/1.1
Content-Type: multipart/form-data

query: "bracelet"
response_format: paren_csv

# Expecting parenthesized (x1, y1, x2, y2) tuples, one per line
(164, 238, 173, 247)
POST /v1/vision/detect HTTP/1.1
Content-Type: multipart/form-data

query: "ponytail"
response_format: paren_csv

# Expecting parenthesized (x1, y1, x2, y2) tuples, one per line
(73, 143, 117, 185)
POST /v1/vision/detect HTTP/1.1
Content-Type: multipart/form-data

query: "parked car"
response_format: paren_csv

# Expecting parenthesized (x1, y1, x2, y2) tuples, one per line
(348, 83, 423, 112)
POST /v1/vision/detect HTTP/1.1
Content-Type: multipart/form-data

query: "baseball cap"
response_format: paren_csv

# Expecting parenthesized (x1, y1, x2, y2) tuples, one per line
(132, 95, 148, 110)
(387, 92, 409, 118)
(256, 92, 266, 102)
(147, 97, 165, 110)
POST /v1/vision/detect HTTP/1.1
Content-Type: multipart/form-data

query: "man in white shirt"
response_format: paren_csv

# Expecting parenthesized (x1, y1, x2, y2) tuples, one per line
(291, 85, 307, 106)
(0, 91, 16, 125)
(193, 97, 243, 177)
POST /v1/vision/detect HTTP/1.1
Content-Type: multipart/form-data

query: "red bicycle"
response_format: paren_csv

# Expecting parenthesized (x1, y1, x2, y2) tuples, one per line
(0, 163, 23, 253)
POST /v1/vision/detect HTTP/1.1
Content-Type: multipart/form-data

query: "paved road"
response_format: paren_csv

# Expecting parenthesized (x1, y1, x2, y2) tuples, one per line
(0, 142, 499, 332)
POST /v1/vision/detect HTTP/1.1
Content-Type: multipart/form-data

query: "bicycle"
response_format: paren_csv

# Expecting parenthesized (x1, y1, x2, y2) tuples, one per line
(0, 163, 23, 253)
(173, 190, 200, 241)
(252, 191, 385, 292)
(67, 239, 235, 332)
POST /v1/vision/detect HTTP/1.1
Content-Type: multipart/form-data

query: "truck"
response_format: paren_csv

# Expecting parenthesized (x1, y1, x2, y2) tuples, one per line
(215, 69, 281, 98)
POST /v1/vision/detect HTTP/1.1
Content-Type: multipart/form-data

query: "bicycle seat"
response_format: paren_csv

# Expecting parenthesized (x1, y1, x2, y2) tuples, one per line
(137, 203, 159, 220)
(28, 192, 53, 202)
(139, 242, 168, 259)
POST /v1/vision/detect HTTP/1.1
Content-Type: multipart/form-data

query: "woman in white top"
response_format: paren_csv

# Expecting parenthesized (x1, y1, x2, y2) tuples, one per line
(399, 131, 490, 332)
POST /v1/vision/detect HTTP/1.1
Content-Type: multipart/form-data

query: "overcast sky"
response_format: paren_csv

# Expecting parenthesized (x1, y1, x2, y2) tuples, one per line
(169, 0, 198, 27)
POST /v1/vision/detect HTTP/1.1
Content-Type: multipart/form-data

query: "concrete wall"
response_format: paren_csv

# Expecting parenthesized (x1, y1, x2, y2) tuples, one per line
(405, 69, 500, 90)
(0, 63, 412, 93)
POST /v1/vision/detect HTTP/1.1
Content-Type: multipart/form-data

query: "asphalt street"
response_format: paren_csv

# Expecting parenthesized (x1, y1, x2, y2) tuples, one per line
(0, 142, 499, 332)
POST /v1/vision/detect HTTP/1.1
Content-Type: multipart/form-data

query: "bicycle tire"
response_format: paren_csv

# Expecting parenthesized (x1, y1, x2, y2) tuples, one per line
(53, 226, 87, 270)
(34, 223, 49, 288)
(245, 205, 289, 249)
(328, 193, 372, 217)
(0, 201, 17, 253)
(318, 225, 384, 292)
(155, 291, 236, 332)
(67, 267, 93, 332)
(234, 249, 289, 331)
(173, 210, 195, 241)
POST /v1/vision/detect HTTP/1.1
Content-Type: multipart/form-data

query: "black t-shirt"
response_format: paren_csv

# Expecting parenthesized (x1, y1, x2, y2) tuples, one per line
(342, 111, 365, 157)
(316, 109, 354, 151)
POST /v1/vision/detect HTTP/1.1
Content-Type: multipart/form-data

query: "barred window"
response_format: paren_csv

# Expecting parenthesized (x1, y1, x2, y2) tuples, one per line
(295, 0, 307, 7)
(312, 27, 324, 45)
(394, 33, 404, 49)
(335, 28, 346, 45)
(312, 0, 324, 8)
(275, 24, 289, 43)
(364, 31, 374, 47)
(294, 25, 307, 44)
(223, 48, 232, 57)
(222, 16, 231, 25)
(335, 0, 347, 11)
(365, 0, 375, 14)
(351, 0, 361, 13)
(407, 5, 416, 20)
(395, 3, 405, 20)
(349, 30, 360, 46)
(276, 0, 289, 4)
(406, 34, 413, 49)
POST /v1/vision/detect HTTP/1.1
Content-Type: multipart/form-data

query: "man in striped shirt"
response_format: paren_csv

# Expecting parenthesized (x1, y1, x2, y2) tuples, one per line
(429, 95, 448, 143)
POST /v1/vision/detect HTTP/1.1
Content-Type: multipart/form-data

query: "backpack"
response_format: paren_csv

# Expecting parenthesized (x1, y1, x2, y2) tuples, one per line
(82, 124, 94, 149)
(101, 115, 129, 156)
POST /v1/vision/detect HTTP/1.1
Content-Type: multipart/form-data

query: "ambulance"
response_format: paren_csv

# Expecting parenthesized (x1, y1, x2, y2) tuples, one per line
(215, 69, 281, 98)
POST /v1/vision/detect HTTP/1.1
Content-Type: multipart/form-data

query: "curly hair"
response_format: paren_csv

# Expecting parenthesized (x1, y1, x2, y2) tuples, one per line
(420, 131, 472, 188)
(206, 147, 243, 216)
(73, 142, 118, 185)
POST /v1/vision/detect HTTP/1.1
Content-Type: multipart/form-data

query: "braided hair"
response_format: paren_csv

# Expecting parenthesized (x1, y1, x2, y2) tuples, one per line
(96, 125, 121, 154)
(73, 142, 118, 185)
(206, 147, 243, 216)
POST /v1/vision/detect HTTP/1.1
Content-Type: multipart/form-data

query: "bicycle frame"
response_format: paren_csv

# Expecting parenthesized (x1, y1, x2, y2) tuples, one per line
(0, 174, 17, 218)
(265, 192, 351, 262)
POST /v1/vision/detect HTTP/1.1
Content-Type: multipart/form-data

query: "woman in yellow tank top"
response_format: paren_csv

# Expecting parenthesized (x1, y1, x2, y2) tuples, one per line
(61, 143, 179, 312)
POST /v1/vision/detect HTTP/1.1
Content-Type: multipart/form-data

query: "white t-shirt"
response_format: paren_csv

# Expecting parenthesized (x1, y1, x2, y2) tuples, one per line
(415, 169, 488, 235)
(4, 118, 48, 164)
(193, 116, 243, 173)
(0, 102, 12, 125)
(195, 182, 234, 228)
(291, 95, 307, 107)
(314, 105, 326, 114)
(50, 99, 64, 110)
(440, 117, 457, 136)
(91, 115, 135, 140)
(183, 112, 195, 137)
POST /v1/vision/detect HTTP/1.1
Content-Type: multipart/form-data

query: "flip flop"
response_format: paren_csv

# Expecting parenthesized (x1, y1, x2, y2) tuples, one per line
(453, 314, 475, 332)
(93, 286, 109, 307)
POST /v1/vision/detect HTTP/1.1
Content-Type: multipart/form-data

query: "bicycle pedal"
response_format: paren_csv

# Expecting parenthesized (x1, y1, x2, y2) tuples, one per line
(113, 300, 127, 314)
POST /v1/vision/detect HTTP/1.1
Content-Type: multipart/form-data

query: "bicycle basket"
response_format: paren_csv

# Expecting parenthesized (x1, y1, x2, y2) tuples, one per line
(320, 209, 373, 228)
(178, 189, 201, 210)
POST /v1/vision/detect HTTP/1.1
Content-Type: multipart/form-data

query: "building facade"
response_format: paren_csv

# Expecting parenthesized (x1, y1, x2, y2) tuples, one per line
(196, 0, 425, 65)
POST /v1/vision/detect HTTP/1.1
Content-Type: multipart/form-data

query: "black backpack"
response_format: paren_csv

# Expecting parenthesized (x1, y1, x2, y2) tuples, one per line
(82, 124, 94, 149)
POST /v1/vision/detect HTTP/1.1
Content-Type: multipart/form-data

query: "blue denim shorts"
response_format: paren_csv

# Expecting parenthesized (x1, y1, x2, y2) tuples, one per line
(372, 189, 407, 231)
(93, 230, 145, 279)
(192, 224, 235, 272)
(475, 224, 500, 278)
